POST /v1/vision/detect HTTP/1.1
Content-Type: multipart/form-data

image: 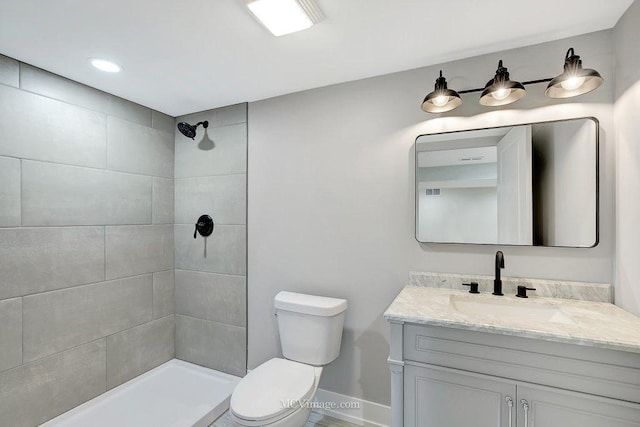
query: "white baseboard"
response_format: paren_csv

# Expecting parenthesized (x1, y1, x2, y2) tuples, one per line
(313, 389, 391, 427)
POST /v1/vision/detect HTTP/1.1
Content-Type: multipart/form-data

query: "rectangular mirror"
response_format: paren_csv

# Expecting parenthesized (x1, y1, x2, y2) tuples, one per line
(415, 117, 598, 247)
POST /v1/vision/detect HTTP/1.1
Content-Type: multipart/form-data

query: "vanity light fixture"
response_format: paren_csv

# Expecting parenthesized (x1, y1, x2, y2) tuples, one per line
(545, 48, 604, 98)
(421, 70, 463, 113)
(420, 48, 603, 114)
(246, 0, 323, 36)
(89, 58, 121, 73)
(479, 60, 526, 107)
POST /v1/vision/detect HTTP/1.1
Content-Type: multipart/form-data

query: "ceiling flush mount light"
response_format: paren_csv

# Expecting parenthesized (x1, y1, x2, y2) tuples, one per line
(479, 60, 526, 107)
(246, 0, 323, 36)
(421, 70, 462, 113)
(89, 58, 122, 73)
(545, 48, 604, 98)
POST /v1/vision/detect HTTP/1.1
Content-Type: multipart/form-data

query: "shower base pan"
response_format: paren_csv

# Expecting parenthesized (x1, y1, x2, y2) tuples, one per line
(41, 359, 241, 427)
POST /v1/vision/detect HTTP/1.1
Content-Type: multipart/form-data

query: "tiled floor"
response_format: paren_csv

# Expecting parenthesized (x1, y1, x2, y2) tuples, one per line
(211, 410, 362, 427)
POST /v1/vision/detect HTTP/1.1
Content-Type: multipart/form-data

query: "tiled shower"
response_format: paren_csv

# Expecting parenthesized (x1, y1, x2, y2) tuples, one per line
(0, 55, 247, 426)
(174, 106, 248, 377)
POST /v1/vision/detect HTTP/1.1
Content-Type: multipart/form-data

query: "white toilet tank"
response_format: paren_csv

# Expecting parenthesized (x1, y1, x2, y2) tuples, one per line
(274, 291, 347, 366)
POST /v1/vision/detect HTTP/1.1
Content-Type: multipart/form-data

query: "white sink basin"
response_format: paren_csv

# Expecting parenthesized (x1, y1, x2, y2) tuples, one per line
(449, 294, 575, 324)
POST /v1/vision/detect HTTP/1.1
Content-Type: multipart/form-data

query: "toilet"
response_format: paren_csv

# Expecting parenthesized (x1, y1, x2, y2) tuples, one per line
(230, 291, 348, 427)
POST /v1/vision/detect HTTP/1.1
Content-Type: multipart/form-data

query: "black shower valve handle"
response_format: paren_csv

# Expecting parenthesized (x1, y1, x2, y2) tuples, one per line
(193, 214, 214, 239)
(193, 220, 206, 239)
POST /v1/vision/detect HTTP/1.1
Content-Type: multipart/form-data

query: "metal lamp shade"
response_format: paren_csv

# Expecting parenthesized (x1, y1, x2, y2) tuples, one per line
(479, 60, 526, 107)
(545, 48, 603, 98)
(421, 88, 462, 113)
(479, 80, 526, 106)
(421, 70, 462, 113)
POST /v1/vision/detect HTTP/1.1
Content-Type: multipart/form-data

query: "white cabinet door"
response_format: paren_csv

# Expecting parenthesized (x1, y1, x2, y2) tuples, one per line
(518, 383, 640, 427)
(404, 364, 516, 427)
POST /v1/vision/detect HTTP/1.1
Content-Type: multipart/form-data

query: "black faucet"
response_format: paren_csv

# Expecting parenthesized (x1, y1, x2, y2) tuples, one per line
(493, 251, 505, 296)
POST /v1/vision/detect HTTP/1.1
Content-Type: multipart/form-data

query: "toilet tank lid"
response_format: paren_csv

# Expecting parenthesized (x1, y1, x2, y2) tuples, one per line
(275, 291, 347, 316)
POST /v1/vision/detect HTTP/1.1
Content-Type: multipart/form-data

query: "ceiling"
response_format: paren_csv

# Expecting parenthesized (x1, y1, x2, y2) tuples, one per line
(0, 0, 632, 116)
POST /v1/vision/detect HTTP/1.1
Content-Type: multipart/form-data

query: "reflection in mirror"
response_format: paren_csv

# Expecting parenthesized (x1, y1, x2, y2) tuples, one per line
(415, 118, 598, 247)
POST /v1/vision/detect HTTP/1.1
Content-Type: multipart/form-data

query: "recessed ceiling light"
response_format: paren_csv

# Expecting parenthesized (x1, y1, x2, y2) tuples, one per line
(89, 58, 122, 73)
(246, 0, 323, 37)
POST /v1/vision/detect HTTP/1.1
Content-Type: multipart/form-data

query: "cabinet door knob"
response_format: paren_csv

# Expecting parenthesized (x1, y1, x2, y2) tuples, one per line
(505, 396, 513, 427)
(521, 399, 529, 427)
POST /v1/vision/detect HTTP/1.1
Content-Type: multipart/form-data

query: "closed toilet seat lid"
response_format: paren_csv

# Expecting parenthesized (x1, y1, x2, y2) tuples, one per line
(230, 358, 317, 423)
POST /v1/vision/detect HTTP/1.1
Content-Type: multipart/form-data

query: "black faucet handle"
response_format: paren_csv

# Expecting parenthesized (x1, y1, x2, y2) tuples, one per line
(516, 286, 536, 298)
(462, 282, 480, 294)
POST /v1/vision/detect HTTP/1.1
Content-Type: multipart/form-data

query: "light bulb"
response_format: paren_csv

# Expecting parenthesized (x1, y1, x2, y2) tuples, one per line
(89, 58, 121, 73)
(491, 87, 510, 101)
(432, 95, 448, 107)
(560, 75, 585, 91)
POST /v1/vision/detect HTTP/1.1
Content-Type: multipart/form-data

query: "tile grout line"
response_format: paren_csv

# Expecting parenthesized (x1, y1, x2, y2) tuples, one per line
(151, 272, 155, 320)
(6, 272, 154, 301)
(25, 308, 167, 369)
(19, 158, 23, 228)
(1, 223, 175, 229)
(2, 336, 105, 376)
(105, 113, 109, 170)
(151, 176, 156, 225)
(105, 332, 108, 390)
(8, 155, 174, 180)
(104, 314, 172, 342)
(175, 313, 246, 331)
(174, 172, 247, 179)
(103, 225, 107, 281)
(174, 268, 246, 279)
(3, 275, 174, 316)
(173, 268, 247, 279)
(21, 296, 24, 365)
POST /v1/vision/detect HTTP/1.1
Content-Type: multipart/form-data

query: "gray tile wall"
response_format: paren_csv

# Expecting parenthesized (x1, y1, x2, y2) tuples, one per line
(22, 275, 153, 362)
(106, 315, 175, 389)
(21, 161, 153, 226)
(0, 55, 176, 426)
(105, 225, 174, 279)
(174, 104, 247, 376)
(175, 315, 246, 377)
(0, 340, 107, 427)
(0, 156, 20, 226)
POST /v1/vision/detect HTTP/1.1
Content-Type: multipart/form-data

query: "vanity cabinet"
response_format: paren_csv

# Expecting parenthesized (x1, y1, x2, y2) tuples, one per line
(404, 363, 640, 427)
(404, 364, 516, 427)
(389, 323, 640, 427)
(517, 383, 640, 427)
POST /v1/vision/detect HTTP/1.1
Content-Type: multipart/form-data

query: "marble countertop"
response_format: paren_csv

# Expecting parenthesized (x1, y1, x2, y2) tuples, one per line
(384, 286, 640, 353)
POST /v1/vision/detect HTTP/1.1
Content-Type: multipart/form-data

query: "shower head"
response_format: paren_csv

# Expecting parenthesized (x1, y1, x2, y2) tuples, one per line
(177, 121, 209, 140)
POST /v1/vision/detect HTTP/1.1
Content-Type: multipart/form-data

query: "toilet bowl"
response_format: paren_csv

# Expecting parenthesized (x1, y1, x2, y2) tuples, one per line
(230, 292, 347, 427)
(230, 358, 321, 426)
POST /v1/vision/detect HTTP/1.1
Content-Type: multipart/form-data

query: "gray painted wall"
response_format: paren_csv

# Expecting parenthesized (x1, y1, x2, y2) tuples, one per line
(0, 57, 175, 426)
(174, 105, 248, 377)
(247, 30, 616, 406)
(614, 1, 640, 316)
